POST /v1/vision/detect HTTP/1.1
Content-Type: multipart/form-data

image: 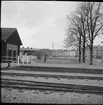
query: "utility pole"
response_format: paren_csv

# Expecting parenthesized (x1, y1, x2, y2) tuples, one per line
(52, 42, 55, 57)
(52, 42, 54, 50)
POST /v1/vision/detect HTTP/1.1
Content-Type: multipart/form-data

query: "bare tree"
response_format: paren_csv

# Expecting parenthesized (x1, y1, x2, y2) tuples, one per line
(84, 2, 103, 65)
(72, 3, 90, 63)
(64, 16, 82, 62)
(64, 2, 103, 65)
(73, 2, 103, 64)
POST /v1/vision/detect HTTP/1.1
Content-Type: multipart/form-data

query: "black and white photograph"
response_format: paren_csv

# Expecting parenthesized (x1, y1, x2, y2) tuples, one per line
(1, 1, 103, 104)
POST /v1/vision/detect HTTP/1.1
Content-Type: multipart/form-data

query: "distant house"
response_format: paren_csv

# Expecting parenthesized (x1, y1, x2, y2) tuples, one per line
(1, 28, 23, 61)
(52, 49, 73, 57)
(67, 49, 76, 57)
(75, 45, 103, 59)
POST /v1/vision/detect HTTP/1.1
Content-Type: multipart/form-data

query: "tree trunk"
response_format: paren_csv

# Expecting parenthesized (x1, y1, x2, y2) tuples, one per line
(89, 43, 93, 65)
(82, 37, 85, 63)
(79, 47, 81, 62)
(79, 36, 81, 62)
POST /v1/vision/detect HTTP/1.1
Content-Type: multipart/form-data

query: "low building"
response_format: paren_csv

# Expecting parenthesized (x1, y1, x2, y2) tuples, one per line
(1, 28, 23, 61)
(20, 47, 40, 55)
(67, 49, 76, 57)
(86, 45, 103, 59)
(52, 49, 76, 57)
(75, 45, 103, 59)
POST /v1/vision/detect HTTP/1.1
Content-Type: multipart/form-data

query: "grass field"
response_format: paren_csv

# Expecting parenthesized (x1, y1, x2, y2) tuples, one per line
(1, 56, 103, 69)
(32, 56, 102, 65)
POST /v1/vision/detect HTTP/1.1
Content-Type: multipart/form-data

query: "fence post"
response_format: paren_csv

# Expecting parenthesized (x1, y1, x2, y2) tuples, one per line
(8, 62, 10, 68)
(23, 55, 24, 64)
(27, 56, 28, 64)
(30, 55, 31, 64)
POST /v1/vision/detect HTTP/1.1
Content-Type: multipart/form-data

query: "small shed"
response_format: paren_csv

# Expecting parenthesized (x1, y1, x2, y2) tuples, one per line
(1, 28, 23, 62)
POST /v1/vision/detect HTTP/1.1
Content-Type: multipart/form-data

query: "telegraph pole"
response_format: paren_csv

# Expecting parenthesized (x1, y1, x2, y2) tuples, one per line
(52, 42, 54, 50)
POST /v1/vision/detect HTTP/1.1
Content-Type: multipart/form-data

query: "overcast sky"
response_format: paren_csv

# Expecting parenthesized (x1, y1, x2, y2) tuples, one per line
(1, 1, 103, 49)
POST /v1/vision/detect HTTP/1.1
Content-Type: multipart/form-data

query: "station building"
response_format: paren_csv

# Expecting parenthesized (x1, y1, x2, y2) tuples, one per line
(1, 28, 23, 61)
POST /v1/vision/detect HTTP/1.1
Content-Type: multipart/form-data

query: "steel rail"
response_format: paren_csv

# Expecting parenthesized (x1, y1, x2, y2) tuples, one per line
(1, 78, 103, 95)
(1, 72, 103, 80)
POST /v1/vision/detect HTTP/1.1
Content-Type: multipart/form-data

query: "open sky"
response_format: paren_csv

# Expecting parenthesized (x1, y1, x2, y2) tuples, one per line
(1, 1, 103, 49)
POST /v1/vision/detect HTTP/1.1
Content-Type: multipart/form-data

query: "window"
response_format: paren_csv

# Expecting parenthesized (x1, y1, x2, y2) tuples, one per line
(8, 49, 12, 60)
(13, 50, 16, 60)
(7, 44, 18, 60)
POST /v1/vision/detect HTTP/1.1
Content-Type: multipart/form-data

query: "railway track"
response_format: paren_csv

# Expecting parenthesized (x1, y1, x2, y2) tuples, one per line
(1, 66, 103, 95)
(3, 65, 103, 74)
(2, 72, 103, 80)
(1, 78, 103, 95)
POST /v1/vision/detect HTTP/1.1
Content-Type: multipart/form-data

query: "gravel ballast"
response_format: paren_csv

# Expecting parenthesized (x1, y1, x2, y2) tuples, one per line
(1, 88, 103, 104)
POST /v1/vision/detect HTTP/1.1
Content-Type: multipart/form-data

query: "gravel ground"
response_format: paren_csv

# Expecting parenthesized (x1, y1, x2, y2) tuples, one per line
(1, 88, 103, 104)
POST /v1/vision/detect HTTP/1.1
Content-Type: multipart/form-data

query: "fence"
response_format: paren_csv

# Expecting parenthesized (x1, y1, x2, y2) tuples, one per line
(17, 54, 32, 64)
(1, 56, 17, 68)
(1, 55, 32, 64)
(1, 56, 17, 62)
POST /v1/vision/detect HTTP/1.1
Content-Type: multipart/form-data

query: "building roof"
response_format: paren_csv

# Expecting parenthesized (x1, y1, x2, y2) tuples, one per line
(1, 27, 22, 45)
(1, 28, 17, 41)
(20, 47, 40, 52)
